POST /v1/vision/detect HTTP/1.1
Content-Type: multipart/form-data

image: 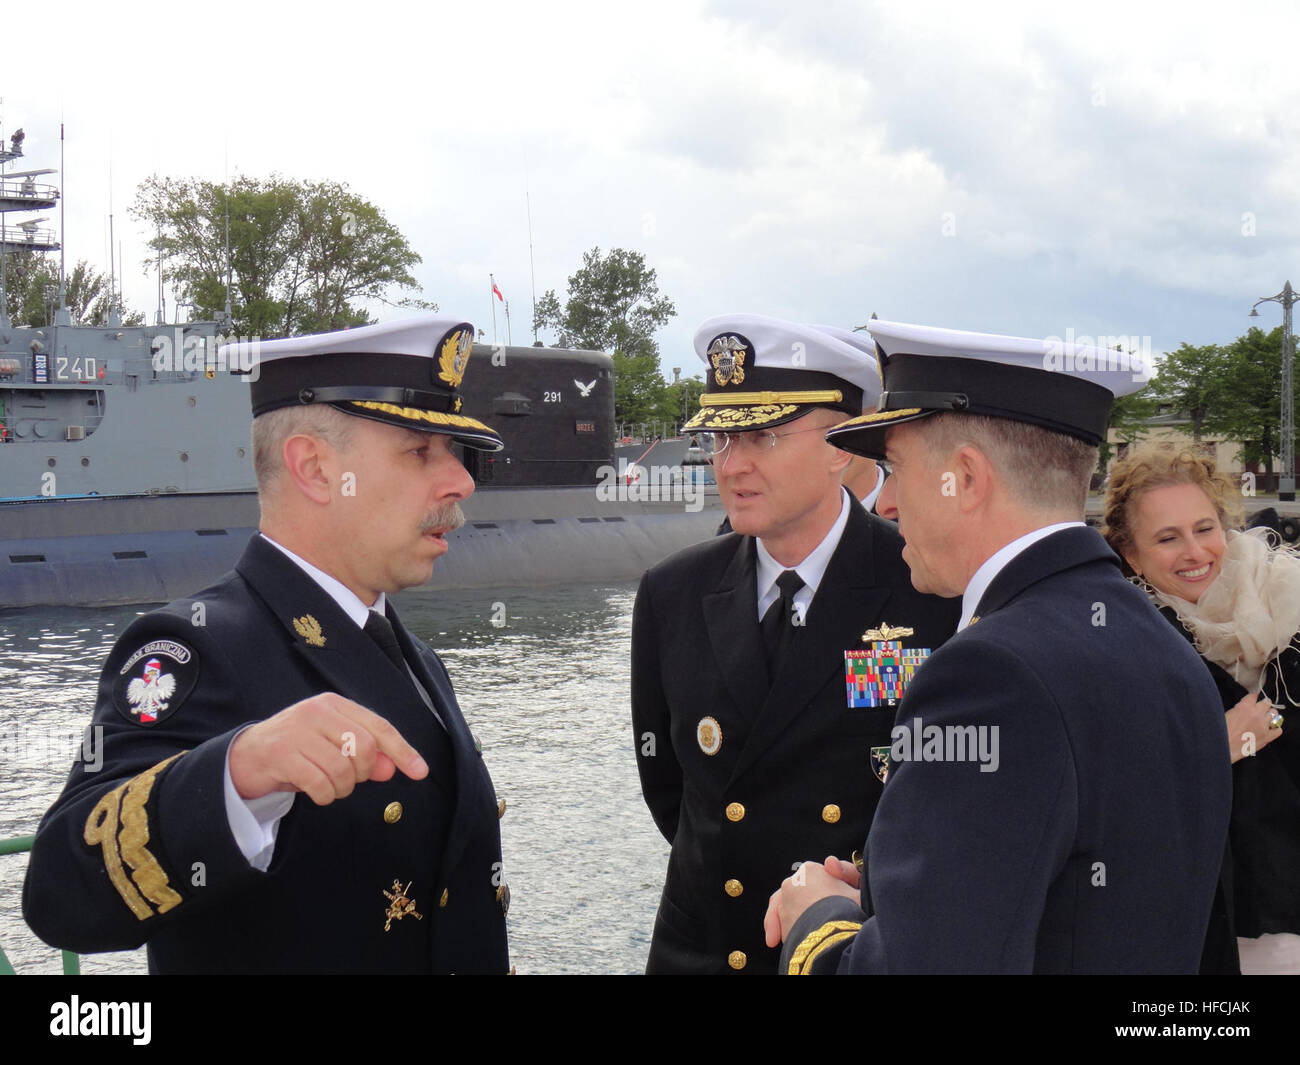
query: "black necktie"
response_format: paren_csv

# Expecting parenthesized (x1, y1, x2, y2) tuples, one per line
(365, 609, 448, 727)
(761, 569, 805, 673)
(364, 610, 408, 674)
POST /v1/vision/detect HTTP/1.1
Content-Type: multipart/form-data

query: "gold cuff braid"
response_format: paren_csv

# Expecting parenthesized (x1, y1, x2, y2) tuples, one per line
(83, 754, 185, 921)
(786, 919, 863, 975)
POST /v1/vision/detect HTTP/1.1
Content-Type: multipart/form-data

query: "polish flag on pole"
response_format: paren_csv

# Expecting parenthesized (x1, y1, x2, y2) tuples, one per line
(491, 277, 504, 302)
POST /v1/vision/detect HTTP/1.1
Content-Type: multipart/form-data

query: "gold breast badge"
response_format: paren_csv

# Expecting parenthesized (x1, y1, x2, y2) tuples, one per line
(292, 615, 326, 647)
(861, 622, 915, 643)
(382, 879, 424, 932)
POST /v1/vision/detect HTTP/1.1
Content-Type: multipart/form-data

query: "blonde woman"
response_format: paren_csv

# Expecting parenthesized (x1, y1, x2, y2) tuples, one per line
(1104, 445, 1300, 974)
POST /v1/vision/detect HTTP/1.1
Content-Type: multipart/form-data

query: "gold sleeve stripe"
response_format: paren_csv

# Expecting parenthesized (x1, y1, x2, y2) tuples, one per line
(83, 754, 185, 921)
(700, 390, 843, 407)
(346, 401, 495, 433)
(786, 920, 863, 976)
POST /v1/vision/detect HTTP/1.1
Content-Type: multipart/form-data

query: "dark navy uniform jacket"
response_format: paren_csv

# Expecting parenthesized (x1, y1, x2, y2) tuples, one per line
(633, 498, 960, 974)
(1161, 604, 1300, 961)
(781, 527, 1232, 974)
(23, 535, 509, 974)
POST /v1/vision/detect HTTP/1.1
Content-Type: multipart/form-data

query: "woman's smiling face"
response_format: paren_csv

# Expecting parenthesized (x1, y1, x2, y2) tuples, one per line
(1123, 482, 1228, 603)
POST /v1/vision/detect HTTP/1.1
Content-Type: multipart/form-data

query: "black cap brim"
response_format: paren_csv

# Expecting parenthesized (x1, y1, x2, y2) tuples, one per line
(825, 407, 933, 460)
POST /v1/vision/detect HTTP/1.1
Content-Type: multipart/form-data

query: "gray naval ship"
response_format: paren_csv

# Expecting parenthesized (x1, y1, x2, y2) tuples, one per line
(0, 143, 718, 609)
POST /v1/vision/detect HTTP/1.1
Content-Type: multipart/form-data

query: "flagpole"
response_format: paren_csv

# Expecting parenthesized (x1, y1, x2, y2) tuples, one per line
(504, 299, 511, 346)
(489, 273, 498, 344)
(526, 180, 538, 343)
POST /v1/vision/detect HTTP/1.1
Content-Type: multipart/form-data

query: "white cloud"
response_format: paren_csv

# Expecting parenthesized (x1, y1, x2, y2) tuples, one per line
(1, 0, 1298, 367)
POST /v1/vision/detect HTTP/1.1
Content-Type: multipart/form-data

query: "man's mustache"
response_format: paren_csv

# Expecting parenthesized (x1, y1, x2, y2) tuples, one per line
(420, 503, 466, 534)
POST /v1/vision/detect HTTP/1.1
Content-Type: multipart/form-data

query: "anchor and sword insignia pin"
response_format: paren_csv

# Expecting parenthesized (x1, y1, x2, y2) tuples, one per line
(382, 879, 424, 931)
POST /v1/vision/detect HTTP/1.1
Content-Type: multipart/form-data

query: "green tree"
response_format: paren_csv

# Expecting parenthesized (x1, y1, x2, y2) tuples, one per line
(533, 247, 676, 424)
(1102, 387, 1159, 470)
(1148, 341, 1235, 442)
(2, 251, 141, 326)
(132, 175, 430, 337)
(1215, 326, 1296, 475)
(656, 373, 705, 431)
(1145, 329, 1298, 475)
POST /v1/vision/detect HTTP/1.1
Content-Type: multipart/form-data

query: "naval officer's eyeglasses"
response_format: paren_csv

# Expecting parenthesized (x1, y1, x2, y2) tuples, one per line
(704, 423, 834, 455)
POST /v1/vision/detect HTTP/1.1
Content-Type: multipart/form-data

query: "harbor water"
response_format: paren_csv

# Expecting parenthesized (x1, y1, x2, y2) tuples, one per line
(0, 579, 669, 975)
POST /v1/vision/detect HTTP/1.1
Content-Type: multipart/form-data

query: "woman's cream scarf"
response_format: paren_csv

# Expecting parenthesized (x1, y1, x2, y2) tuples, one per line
(1146, 529, 1300, 692)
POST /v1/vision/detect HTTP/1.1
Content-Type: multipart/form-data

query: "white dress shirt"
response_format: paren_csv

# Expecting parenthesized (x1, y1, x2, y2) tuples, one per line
(755, 488, 853, 624)
(958, 522, 1085, 631)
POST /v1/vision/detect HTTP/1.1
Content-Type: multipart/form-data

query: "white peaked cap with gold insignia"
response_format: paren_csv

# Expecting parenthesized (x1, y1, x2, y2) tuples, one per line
(223, 314, 503, 451)
(826, 319, 1150, 460)
(683, 314, 884, 432)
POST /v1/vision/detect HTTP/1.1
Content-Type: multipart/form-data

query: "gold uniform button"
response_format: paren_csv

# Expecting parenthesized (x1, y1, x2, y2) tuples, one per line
(383, 802, 403, 824)
(728, 951, 747, 970)
(822, 804, 841, 824)
(439, 888, 449, 908)
(725, 802, 745, 822)
(497, 797, 507, 819)
(724, 879, 743, 898)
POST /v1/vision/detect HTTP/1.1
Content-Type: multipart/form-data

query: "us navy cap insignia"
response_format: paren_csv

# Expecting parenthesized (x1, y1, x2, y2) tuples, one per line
(707, 333, 749, 388)
(292, 615, 326, 647)
(697, 716, 722, 756)
(862, 622, 914, 643)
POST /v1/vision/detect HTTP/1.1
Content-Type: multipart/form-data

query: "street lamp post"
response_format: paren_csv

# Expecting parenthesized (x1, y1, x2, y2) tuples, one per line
(1249, 281, 1297, 502)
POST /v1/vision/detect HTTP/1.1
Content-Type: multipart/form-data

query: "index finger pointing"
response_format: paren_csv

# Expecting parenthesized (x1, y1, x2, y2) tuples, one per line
(337, 699, 428, 780)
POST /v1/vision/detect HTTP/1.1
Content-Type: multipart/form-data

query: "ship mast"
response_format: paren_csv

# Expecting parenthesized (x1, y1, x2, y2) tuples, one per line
(0, 124, 62, 328)
(56, 122, 68, 325)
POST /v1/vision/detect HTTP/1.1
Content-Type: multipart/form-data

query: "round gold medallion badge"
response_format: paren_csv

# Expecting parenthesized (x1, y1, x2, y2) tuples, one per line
(697, 716, 722, 756)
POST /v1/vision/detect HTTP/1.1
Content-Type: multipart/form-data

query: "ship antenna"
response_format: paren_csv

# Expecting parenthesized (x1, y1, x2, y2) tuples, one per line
(155, 231, 164, 325)
(57, 120, 67, 321)
(107, 154, 121, 327)
(219, 143, 232, 331)
(107, 210, 120, 326)
(223, 187, 232, 328)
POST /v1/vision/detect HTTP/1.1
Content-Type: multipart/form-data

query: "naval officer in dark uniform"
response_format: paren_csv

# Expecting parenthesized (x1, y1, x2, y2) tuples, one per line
(24, 316, 513, 973)
(765, 321, 1232, 973)
(632, 314, 960, 974)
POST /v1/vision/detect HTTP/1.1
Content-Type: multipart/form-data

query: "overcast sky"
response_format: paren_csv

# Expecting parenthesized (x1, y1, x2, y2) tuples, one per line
(3, 0, 1298, 378)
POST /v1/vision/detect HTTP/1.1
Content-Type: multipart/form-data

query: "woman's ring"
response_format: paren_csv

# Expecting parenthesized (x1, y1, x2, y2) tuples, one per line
(1268, 709, 1285, 730)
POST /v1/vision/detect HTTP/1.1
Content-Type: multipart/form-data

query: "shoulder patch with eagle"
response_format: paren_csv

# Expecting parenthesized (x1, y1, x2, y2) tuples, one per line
(113, 639, 200, 727)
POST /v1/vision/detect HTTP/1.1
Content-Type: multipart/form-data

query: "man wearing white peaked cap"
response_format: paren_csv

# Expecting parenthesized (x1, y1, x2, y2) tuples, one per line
(766, 320, 1230, 974)
(632, 313, 958, 974)
(26, 315, 514, 974)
